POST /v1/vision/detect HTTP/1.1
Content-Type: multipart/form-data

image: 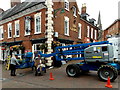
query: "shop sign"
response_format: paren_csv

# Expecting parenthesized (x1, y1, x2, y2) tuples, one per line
(70, 24, 78, 32)
(1, 46, 6, 50)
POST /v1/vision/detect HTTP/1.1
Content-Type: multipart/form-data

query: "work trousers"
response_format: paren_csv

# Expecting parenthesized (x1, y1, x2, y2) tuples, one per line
(10, 64, 16, 76)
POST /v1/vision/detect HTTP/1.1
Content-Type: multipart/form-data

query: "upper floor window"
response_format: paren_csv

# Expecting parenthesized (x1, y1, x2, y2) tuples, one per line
(73, 6, 77, 17)
(8, 23, 12, 38)
(64, 16, 69, 36)
(91, 28, 93, 39)
(94, 30, 97, 40)
(64, 0, 69, 11)
(87, 26, 90, 37)
(25, 16, 31, 35)
(15, 20, 20, 37)
(78, 23, 82, 39)
(34, 12, 41, 34)
(0, 26, 3, 40)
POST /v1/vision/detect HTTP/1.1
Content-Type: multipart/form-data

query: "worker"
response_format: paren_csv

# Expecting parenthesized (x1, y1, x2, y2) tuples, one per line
(34, 55, 46, 76)
(10, 54, 20, 76)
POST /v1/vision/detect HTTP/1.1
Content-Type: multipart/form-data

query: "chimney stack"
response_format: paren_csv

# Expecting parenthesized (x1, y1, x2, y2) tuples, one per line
(81, 3, 86, 14)
(0, 8, 4, 13)
(11, 0, 21, 7)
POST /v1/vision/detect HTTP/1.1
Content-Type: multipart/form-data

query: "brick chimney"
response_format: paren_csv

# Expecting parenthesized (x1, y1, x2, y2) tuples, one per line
(81, 3, 86, 14)
(11, 0, 21, 7)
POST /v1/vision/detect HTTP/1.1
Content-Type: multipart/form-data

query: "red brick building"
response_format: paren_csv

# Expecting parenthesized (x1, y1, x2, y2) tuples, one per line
(0, 0, 99, 66)
(103, 19, 120, 41)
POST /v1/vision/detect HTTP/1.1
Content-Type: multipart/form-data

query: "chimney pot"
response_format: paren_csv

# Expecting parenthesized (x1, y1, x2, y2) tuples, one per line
(11, 0, 21, 7)
(81, 3, 86, 14)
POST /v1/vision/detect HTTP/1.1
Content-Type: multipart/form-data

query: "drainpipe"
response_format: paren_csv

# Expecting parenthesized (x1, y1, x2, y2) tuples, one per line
(45, 0, 54, 66)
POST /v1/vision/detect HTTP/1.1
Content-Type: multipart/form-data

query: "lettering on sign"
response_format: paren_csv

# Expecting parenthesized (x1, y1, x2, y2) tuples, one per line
(70, 24, 78, 32)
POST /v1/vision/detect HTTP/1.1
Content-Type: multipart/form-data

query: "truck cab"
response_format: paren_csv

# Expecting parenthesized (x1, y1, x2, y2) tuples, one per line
(84, 44, 114, 62)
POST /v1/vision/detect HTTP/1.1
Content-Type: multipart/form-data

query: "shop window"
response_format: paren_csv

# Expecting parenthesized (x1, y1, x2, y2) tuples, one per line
(34, 12, 41, 34)
(0, 26, 3, 40)
(25, 16, 31, 35)
(64, 16, 69, 36)
(78, 23, 82, 39)
(8, 23, 12, 38)
(15, 20, 20, 37)
(87, 26, 89, 37)
(64, 0, 69, 11)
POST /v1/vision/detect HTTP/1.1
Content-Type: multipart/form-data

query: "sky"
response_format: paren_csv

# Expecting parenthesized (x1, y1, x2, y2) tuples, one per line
(0, 0, 119, 30)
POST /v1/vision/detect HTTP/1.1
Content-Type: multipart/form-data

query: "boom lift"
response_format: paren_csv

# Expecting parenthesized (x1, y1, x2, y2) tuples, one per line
(38, 41, 120, 81)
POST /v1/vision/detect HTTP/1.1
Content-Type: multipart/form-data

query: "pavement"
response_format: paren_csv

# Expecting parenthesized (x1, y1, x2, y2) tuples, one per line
(0, 60, 120, 89)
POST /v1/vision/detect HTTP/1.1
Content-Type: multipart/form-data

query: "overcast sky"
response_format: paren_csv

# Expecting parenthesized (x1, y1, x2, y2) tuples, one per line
(0, 0, 119, 29)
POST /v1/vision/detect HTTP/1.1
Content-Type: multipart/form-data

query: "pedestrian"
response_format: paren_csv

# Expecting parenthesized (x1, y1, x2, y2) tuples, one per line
(10, 54, 20, 76)
(34, 55, 46, 76)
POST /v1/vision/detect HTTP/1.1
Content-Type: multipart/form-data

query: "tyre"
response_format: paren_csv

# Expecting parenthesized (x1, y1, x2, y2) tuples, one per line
(66, 64, 81, 77)
(118, 70, 120, 75)
(98, 65, 118, 82)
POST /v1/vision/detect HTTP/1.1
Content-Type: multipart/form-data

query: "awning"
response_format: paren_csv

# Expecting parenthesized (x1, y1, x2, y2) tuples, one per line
(30, 38, 47, 44)
(57, 38, 74, 44)
(6, 41, 23, 47)
(0, 42, 7, 46)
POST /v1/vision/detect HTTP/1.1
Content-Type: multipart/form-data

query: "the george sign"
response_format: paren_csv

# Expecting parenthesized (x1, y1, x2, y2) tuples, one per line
(1, 46, 6, 50)
(70, 24, 78, 32)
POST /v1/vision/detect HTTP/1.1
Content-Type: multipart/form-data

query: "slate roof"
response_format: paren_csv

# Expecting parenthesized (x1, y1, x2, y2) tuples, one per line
(0, 0, 46, 21)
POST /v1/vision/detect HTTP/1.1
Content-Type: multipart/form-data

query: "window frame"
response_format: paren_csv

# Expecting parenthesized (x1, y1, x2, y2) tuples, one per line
(94, 30, 97, 40)
(64, 0, 69, 11)
(73, 6, 77, 17)
(78, 23, 82, 39)
(64, 16, 69, 36)
(8, 23, 12, 38)
(0, 26, 4, 40)
(91, 28, 93, 39)
(34, 12, 41, 34)
(87, 26, 90, 37)
(15, 20, 20, 37)
(25, 17, 31, 36)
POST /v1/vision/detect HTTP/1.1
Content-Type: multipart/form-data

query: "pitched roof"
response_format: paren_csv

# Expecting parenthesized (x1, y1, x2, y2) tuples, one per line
(0, 0, 46, 21)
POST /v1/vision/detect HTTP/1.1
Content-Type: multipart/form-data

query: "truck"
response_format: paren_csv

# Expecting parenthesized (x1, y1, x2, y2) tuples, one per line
(107, 37, 120, 62)
(38, 41, 120, 82)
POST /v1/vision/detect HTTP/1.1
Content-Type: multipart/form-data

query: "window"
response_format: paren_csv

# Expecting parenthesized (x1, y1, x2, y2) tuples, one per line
(25, 16, 31, 35)
(64, 0, 69, 11)
(64, 16, 69, 36)
(87, 26, 89, 37)
(0, 26, 3, 40)
(78, 23, 82, 39)
(8, 23, 12, 38)
(102, 46, 107, 51)
(15, 20, 20, 37)
(94, 30, 97, 40)
(34, 12, 41, 34)
(91, 28, 93, 39)
(73, 6, 77, 17)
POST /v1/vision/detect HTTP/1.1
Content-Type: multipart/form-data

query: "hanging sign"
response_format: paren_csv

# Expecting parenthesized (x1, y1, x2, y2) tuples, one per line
(1, 46, 6, 50)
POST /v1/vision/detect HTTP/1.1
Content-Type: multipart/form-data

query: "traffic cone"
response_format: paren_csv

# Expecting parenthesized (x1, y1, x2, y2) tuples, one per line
(105, 76, 113, 88)
(49, 72, 54, 80)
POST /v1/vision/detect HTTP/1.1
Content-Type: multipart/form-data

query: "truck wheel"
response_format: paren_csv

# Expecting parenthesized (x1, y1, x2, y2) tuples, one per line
(66, 64, 81, 77)
(98, 65, 118, 82)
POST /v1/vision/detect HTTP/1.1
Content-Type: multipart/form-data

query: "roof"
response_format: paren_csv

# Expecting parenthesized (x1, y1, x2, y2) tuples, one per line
(0, 0, 46, 21)
(104, 18, 120, 30)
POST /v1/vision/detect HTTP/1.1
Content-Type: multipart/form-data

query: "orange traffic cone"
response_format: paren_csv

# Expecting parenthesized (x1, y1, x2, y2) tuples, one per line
(49, 72, 54, 80)
(105, 76, 113, 88)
